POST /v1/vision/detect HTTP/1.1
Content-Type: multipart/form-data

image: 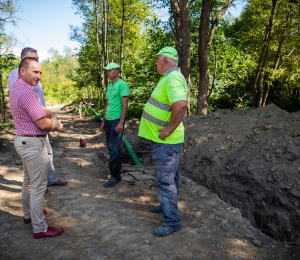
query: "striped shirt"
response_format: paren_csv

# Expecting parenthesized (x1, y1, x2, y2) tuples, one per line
(9, 78, 48, 136)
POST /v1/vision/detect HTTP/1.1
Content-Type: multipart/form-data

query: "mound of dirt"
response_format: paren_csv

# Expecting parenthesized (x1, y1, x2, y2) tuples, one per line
(2, 104, 300, 259)
(126, 104, 300, 243)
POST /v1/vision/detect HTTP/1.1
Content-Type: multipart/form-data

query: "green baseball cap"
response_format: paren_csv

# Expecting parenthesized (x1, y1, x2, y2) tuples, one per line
(103, 63, 120, 70)
(154, 46, 179, 60)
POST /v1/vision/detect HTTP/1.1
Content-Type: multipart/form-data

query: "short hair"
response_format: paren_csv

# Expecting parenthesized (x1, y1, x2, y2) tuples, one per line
(21, 47, 37, 59)
(18, 57, 39, 74)
(160, 55, 179, 66)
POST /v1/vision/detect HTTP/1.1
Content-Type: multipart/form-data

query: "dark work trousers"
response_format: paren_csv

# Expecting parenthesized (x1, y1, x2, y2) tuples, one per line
(104, 119, 124, 164)
(151, 142, 183, 228)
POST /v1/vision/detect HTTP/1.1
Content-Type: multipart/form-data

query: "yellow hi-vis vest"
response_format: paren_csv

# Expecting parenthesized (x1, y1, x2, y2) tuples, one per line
(138, 68, 187, 144)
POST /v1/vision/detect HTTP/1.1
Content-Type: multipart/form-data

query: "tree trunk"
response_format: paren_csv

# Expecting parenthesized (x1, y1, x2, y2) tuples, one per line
(101, 51, 105, 106)
(252, 0, 278, 107)
(169, 0, 191, 115)
(186, 74, 191, 114)
(102, 0, 108, 87)
(120, 0, 125, 78)
(257, 45, 270, 107)
(262, 4, 291, 107)
(262, 37, 284, 107)
(94, 0, 103, 109)
(196, 0, 233, 115)
(262, 83, 270, 107)
(0, 66, 6, 123)
(208, 38, 218, 99)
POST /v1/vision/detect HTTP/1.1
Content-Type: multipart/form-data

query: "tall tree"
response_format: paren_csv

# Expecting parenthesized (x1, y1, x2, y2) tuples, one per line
(102, 0, 108, 87)
(71, 0, 150, 109)
(196, 0, 234, 115)
(169, 0, 191, 115)
(251, 0, 278, 108)
(0, 0, 18, 122)
(119, 0, 125, 78)
(94, 0, 104, 109)
(261, 6, 291, 107)
(0, 0, 17, 25)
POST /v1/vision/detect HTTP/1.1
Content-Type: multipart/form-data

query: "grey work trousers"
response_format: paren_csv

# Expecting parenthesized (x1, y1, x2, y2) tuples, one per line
(45, 135, 58, 185)
(14, 135, 49, 233)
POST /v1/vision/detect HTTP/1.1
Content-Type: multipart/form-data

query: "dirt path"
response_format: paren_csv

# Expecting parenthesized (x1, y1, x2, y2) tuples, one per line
(0, 109, 299, 259)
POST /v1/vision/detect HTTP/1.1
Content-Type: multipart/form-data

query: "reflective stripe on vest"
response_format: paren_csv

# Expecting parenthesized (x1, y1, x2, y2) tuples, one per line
(148, 96, 172, 112)
(142, 110, 169, 128)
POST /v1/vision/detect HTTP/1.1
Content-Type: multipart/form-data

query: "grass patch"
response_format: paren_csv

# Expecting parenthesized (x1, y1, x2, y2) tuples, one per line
(0, 120, 15, 132)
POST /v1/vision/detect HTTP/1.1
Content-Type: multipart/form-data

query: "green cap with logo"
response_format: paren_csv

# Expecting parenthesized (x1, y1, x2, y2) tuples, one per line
(154, 46, 179, 61)
(103, 63, 120, 70)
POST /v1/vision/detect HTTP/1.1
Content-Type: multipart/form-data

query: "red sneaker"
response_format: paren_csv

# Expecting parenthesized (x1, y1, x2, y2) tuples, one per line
(24, 209, 47, 224)
(33, 226, 64, 239)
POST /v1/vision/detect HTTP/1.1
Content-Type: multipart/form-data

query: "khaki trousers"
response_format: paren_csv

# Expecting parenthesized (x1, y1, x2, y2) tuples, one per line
(14, 135, 49, 233)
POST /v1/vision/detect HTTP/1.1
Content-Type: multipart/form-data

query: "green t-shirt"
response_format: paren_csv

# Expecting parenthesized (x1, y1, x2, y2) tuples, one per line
(138, 69, 187, 144)
(105, 79, 130, 120)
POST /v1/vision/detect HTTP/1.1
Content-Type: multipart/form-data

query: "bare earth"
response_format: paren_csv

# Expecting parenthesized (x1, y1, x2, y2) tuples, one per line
(1, 105, 300, 260)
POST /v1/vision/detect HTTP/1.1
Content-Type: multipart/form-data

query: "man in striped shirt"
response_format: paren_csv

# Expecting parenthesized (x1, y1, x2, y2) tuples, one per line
(10, 57, 64, 239)
(9, 47, 68, 188)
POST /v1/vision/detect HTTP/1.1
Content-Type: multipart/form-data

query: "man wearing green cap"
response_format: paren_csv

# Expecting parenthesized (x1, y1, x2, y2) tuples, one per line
(138, 47, 187, 237)
(100, 63, 129, 187)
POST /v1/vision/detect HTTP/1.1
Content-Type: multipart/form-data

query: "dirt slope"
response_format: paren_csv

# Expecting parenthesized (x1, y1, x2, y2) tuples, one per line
(125, 104, 300, 243)
(0, 105, 300, 259)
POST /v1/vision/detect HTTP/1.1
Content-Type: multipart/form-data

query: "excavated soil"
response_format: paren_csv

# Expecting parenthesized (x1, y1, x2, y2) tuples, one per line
(1, 104, 300, 259)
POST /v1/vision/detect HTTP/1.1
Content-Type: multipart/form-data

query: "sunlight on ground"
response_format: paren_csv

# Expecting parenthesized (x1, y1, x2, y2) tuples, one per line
(0, 166, 24, 182)
(178, 201, 188, 209)
(121, 209, 160, 225)
(1, 183, 21, 190)
(68, 179, 86, 184)
(0, 166, 24, 219)
(94, 194, 111, 199)
(226, 238, 252, 259)
(138, 196, 151, 203)
(122, 198, 138, 204)
(0, 190, 22, 217)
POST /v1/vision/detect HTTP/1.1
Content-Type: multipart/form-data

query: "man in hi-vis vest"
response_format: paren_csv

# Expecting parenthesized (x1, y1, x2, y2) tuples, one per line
(138, 47, 187, 237)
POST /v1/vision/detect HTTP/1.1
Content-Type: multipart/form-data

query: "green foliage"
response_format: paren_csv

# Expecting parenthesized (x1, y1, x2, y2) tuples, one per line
(126, 104, 144, 119)
(65, 0, 300, 116)
(0, 119, 15, 134)
(124, 18, 175, 106)
(71, 0, 152, 97)
(0, 0, 18, 122)
(225, 0, 300, 111)
(41, 47, 79, 106)
(2, 0, 299, 121)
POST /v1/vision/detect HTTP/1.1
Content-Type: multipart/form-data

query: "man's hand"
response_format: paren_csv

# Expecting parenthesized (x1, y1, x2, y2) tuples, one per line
(50, 117, 63, 131)
(115, 122, 124, 133)
(56, 122, 63, 131)
(158, 128, 172, 141)
(157, 100, 187, 141)
(100, 122, 105, 132)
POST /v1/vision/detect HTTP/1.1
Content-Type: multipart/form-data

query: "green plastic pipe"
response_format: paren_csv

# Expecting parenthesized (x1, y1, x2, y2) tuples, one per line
(83, 100, 143, 167)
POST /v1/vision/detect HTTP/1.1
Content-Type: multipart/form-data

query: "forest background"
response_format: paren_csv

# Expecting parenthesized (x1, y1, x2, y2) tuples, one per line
(1, 0, 300, 124)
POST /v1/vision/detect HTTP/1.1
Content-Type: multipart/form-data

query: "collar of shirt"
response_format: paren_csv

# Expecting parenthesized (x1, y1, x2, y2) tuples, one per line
(163, 67, 180, 76)
(16, 78, 35, 91)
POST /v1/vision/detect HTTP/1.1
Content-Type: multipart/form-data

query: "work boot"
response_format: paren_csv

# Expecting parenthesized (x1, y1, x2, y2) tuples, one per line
(151, 205, 163, 214)
(153, 224, 182, 237)
(104, 161, 121, 187)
